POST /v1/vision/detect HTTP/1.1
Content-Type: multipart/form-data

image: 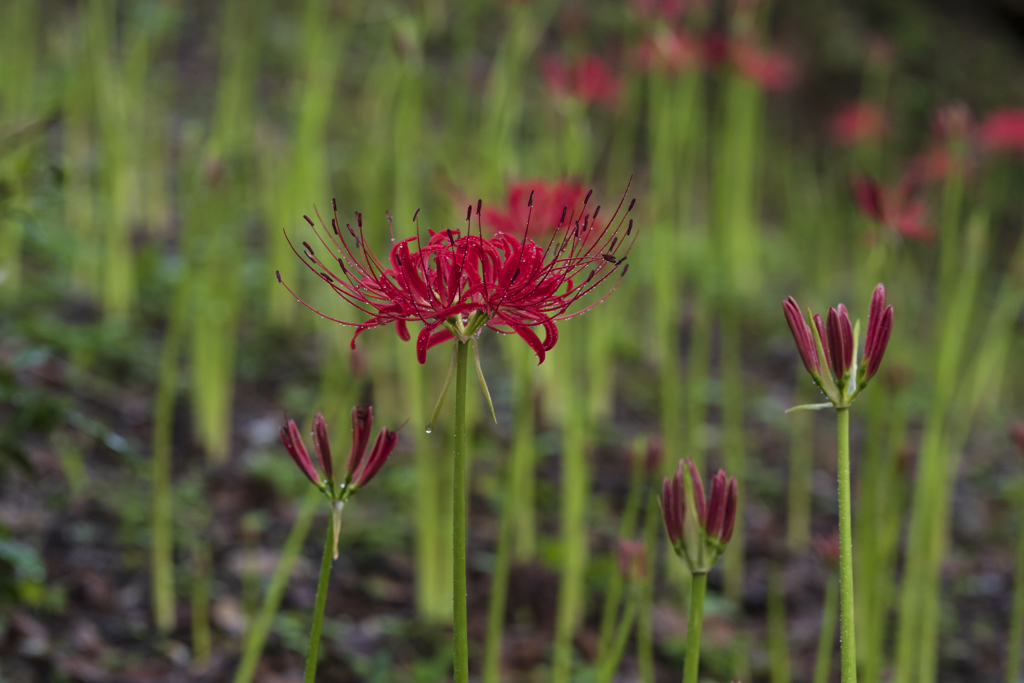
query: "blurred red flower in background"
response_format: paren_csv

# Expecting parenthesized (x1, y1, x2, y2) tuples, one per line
(731, 40, 800, 91)
(634, 27, 702, 74)
(543, 54, 622, 106)
(829, 101, 887, 146)
(481, 180, 588, 236)
(851, 176, 933, 241)
(978, 108, 1024, 153)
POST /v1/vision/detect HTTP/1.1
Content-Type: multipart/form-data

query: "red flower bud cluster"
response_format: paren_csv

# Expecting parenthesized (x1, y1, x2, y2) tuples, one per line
(661, 458, 737, 573)
(782, 284, 893, 407)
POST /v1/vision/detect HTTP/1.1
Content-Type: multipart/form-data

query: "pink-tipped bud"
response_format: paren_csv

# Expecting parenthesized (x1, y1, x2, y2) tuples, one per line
(813, 313, 831, 371)
(782, 297, 819, 376)
(860, 283, 893, 385)
(722, 475, 738, 543)
(280, 420, 321, 486)
(705, 469, 728, 539)
(661, 471, 685, 547)
(347, 406, 374, 480)
(352, 428, 399, 488)
(687, 458, 707, 525)
(312, 413, 333, 482)
(826, 305, 854, 379)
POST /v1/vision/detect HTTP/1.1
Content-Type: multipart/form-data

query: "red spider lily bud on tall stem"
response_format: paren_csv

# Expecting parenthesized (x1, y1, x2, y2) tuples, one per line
(312, 413, 333, 482)
(826, 305, 854, 384)
(281, 420, 322, 487)
(782, 297, 819, 377)
(351, 428, 400, 488)
(661, 459, 737, 574)
(858, 283, 893, 388)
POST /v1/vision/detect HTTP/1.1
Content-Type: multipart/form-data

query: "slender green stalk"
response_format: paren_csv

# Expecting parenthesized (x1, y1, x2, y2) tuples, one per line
(683, 572, 708, 683)
(836, 408, 857, 683)
(191, 541, 212, 668)
(304, 517, 335, 683)
(814, 575, 839, 683)
(596, 593, 637, 683)
(721, 304, 746, 602)
(638, 474, 662, 682)
(1007, 509, 1024, 683)
(233, 490, 319, 683)
(768, 563, 792, 683)
(510, 343, 536, 561)
(786, 378, 813, 552)
(453, 340, 470, 683)
(482, 428, 519, 683)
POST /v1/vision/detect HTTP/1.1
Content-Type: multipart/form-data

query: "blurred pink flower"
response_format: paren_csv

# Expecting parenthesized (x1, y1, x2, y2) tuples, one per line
(978, 108, 1024, 153)
(480, 179, 589, 236)
(634, 27, 702, 74)
(731, 40, 799, 91)
(543, 54, 621, 107)
(851, 176, 933, 241)
(630, 0, 705, 22)
(829, 101, 887, 146)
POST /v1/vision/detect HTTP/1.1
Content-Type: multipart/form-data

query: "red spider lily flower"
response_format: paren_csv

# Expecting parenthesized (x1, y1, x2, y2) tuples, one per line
(278, 190, 637, 365)
(480, 180, 587, 236)
(616, 538, 648, 579)
(979, 108, 1024, 154)
(634, 27, 702, 74)
(851, 175, 934, 241)
(543, 54, 622, 107)
(731, 40, 799, 92)
(829, 101, 887, 146)
(661, 458, 737, 573)
(781, 283, 893, 408)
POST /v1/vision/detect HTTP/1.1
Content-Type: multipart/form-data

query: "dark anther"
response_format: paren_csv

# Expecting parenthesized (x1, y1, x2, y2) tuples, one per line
(593, 206, 600, 220)
(512, 268, 520, 283)
(627, 219, 633, 235)
(304, 215, 314, 226)
(303, 241, 314, 255)
(574, 221, 580, 237)
(602, 254, 617, 263)
(276, 270, 281, 282)
(321, 272, 334, 283)
(586, 269, 596, 283)
(528, 190, 534, 207)
(584, 189, 593, 204)
(617, 256, 627, 265)
(610, 237, 618, 250)
(332, 198, 338, 211)
(560, 206, 567, 224)
(337, 258, 347, 274)
(583, 215, 589, 231)
(332, 219, 340, 235)
(413, 208, 420, 222)
(396, 253, 402, 266)
(466, 205, 472, 221)
(447, 229, 455, 246)
(356, 212, 363, 228)
(622, 264, 630, 276)
(627, 198, 636, 212)
(476, 199, 482, 216)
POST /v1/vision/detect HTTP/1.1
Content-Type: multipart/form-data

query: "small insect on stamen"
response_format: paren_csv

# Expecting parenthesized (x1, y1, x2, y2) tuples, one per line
(528, 190, 535, 207)
(304, 215, 314, 226)
(584, 189, 593, 204)
(602, 254, 617, 263)
(276, 270, 281, 283)
(626, 219, 633, 236)
(627, 198, 636, 212)
(413, 208, 420, 222)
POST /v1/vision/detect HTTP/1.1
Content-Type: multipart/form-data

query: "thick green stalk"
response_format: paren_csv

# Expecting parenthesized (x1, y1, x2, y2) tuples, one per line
(837, 408, 857, 683)
(814, 575, 839, 683)
(453, 340, 470, 683)
(233, 490, 319, 683)
(1007, 510, 1024, 683)
(303, 518, 335, 683)
(683, 572, 708, 683)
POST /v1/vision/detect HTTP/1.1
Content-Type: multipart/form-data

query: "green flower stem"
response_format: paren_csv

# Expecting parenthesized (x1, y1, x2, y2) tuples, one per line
(1007, 505, 1024, 683)
(482, 436, 518, 683)
(233, 489, 319, 683)
(303, 516, 334, 683)
(683, 572, 707, 683)
(836, 407, 857, 683)
(453, 340, 470, 683)
(814, 575, 839, 683)
(596, 590, 637, 683)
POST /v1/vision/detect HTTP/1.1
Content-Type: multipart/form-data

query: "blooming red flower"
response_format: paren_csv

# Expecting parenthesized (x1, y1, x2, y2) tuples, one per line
(543, 54, 622, 106)
(480, 180, 587, 236)
(279, 191, 637, 365)
(781, 283, 893, 407)
(979, 108, 1024, 153)
(829, 101, 887, 146)
(662, 458, 737, 573)
(851, 175, 933, 241)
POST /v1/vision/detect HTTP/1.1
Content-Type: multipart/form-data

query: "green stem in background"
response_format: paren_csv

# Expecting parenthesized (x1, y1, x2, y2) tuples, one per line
(814, 575, 839, 683)
(233, 490, 319, 683)
(482, 427, 519, 683)
(683, 572, 708, 683)
(552, 332, 589, 683)
(786, 377, 813, 552)
(637, 473, 662, 682)
(151, 279, 189, 634)
(1007, 506, 1024, 683)
(836, 408, 857, 683)
(721, 304, 746, 602)
(687, 288, 711, 470)
(768, 562, 792, 683)
(303, 517, 335, 683)
(191, 540, 212, 668)
(453, 340, 470, 683)
(510, 343, 536, 560)
(596, 591, 637, 683)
